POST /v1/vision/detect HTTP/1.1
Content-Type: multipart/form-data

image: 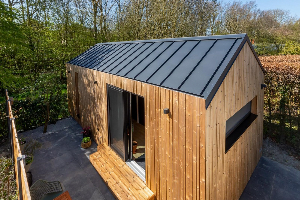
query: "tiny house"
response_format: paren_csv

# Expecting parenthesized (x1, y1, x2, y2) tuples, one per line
(67, 34, 264, 200)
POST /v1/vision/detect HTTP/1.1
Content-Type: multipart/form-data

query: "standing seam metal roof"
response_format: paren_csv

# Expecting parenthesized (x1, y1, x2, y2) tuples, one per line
(68, 34, 263, 108)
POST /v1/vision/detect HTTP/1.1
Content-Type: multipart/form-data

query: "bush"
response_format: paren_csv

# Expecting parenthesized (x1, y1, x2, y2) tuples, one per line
(12, 93, 68, 132)
(0, 157, 17, 200)
(282, 41, 300, 55)
(0, 92, 69, 140)
(260, 55, 300, 150)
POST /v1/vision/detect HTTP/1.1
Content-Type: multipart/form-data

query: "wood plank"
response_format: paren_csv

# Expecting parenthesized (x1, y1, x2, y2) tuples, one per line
(161, 88, 166, 200)
(167, 90, 173, 200)
(186, 94, 193, 200)
(155, 86, 161, 199)
(178, 92, 186, 199)
(172, 91, 179, 200)
(199, 99, 205, 200)
(192, 96, 198, 200)
(90, 145, 155, 200)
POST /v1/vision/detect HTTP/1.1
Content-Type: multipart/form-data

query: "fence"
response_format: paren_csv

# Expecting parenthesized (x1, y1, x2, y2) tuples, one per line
(6, 90, 31, 200)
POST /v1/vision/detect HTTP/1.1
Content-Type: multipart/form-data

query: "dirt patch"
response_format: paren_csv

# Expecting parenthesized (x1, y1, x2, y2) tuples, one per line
(263, 137, 300, 171)
(0, 139, 11, 158)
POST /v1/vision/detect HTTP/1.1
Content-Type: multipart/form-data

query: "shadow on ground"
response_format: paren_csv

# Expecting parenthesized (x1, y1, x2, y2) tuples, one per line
(19, 118, 115, 200)
(240, 156, 300, 200)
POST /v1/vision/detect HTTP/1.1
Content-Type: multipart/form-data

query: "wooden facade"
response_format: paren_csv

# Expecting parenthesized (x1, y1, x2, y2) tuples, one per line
(67, 41, 264, 200)
(67, 63, 206, 200)
(205, 43, 264, 200)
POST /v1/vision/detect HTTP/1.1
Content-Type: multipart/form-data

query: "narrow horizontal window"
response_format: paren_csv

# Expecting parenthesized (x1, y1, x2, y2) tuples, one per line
(225, 97, 257, 153)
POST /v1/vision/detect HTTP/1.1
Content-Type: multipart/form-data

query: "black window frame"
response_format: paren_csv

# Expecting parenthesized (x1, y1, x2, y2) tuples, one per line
(225, 98, 258, 153)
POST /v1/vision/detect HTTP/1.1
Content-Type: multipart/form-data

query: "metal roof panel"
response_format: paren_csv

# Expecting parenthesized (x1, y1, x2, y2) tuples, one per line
(179, 39, 237, 95)
(161, 40, 216, 89)
(95, 44, 131, 71)
(124, 42, 172, 79)
(147, 41, 198, 86)
(67, 34, 260, 108)
(71, 45, 103, 66)
(100, 43, 140, 72)
(135, 42, 182, 82)
(116, 42, 162, 77)
(78, 45, 112, 67)
(85, 44, 117, 68)
(109, 43, 153, 74)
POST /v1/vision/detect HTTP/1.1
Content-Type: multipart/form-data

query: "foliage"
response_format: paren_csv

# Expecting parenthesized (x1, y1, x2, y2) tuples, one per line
(25, 156, 33, 165)
(18, 137, 26, 145)
(0, 0, 299, 142)
(254, 43, 281, 56)
(81, 126, 91, 138)
(0, 1, 24, 46)
(82, 137, 90, 143)
(282, 41, 300, 55)
(0, 102, 7, 139)
(0, 157, 17, 200)
(0, 92, 68, 140)
(260, 55, 300, 150)
(12, 94, 68, 132)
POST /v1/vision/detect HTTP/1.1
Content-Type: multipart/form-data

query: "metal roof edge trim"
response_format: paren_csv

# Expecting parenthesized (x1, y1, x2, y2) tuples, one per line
(67, 44, 98, 64)
(66, 62, 206, 99)
(244, 36, 265, 73)
(204, 34, 264, 109)
(204, 36, 247, 109)
(94, 34, 246, 45)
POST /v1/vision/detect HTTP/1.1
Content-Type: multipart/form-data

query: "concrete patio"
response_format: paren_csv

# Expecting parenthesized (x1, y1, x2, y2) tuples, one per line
(19, 118, 115, 200)
(19, 117, 300, 200)
(240, 156, 300, 200)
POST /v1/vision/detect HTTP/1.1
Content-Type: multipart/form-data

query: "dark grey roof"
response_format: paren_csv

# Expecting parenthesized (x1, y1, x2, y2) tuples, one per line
(68, 34, 263, 108)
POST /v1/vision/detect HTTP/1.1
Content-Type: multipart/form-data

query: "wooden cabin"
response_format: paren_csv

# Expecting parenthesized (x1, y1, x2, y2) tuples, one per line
(66, 34, 264, 200)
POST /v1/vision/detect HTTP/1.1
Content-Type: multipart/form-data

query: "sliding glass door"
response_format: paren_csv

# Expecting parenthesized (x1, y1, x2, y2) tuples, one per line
(107, 84, 130, 161)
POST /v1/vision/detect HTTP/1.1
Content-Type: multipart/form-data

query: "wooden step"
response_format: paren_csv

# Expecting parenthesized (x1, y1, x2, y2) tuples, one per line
(90, 144, 155, 200)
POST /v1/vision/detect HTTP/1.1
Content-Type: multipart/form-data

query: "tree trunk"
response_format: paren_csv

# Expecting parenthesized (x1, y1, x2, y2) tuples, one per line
(92, 0, 98, 43)
(43, 95, 50, 133)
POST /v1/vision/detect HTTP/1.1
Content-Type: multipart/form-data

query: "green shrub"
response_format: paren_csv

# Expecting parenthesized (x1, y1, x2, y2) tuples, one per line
(282, 41, 300, 55)
(82, 137, 90, 143)
(0, 157, 17, 200)
(0, 91, 69, 141)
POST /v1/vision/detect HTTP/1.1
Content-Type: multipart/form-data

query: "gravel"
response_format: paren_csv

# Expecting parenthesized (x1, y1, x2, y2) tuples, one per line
(263, 137, 300, 171)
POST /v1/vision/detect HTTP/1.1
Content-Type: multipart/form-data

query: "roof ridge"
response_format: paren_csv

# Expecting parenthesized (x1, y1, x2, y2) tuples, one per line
(96, 34, 246, 45)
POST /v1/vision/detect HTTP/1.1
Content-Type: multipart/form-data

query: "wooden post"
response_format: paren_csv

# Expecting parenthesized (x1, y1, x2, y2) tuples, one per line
(17, 156, 24, 200)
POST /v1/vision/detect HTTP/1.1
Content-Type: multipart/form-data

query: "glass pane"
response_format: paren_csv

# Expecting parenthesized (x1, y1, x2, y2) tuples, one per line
(108, 86, 126, 159)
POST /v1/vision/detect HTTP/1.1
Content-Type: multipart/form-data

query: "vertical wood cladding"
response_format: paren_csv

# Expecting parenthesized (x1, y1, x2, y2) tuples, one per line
(205, 43, 264, 200)
(67, 41, 263, 200)
(67, 63, 206, 200)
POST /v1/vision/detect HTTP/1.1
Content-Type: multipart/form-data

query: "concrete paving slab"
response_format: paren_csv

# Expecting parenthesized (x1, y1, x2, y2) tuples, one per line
(19, 118, 115, 200)
(240, 156, 300, 200)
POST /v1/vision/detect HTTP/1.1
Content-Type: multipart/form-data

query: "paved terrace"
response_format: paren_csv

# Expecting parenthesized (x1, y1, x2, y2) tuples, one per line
(19, 118, 115, 200)
(19, 118, 300, 200)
